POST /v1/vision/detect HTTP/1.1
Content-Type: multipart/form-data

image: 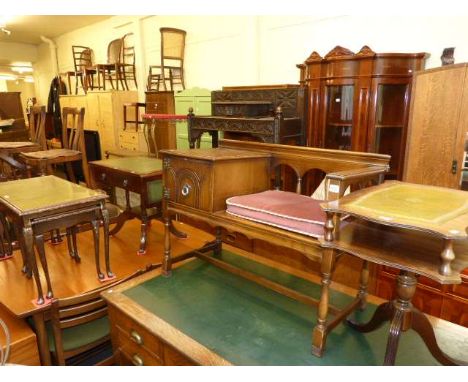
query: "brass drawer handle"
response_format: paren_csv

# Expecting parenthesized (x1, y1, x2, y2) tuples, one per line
(225, 233, 236, 243)
(181, 183, 191, 197)
(100, 172, 106, 181)
(132, 353, 144, 366)
(130, 330, 143, 345)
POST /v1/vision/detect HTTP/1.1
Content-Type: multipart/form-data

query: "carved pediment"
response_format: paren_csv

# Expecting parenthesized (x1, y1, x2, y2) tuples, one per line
(324, 46, 354, 59)
(356, 45, 376, 57)
(305, 51, 322, 63)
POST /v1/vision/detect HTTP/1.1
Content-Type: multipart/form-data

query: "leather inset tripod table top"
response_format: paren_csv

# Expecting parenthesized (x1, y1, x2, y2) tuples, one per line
(320, 180, 468, 365)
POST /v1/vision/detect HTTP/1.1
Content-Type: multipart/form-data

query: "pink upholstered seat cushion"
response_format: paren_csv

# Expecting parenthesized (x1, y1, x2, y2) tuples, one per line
(226, 190, 326, 238)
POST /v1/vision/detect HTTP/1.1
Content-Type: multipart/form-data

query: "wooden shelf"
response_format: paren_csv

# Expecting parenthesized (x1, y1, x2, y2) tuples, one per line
(375, 124, 404, 129)
(321, 219, 467, 284)
(326, 122, 353, 127)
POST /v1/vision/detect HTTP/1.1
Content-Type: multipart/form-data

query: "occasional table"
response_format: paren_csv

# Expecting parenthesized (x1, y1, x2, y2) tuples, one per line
(0, 175, 112, 305)
(89, 156, 185, 255)
(320, 180, 468, 365)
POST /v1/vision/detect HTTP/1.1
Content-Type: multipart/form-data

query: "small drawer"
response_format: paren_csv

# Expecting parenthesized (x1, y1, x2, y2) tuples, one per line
(118, 337, 163, 366)
(119, 132, 138, 144)
(91, 167, 116, 187)
(119, 141, 139, 150)
(114, 314, 163, 359)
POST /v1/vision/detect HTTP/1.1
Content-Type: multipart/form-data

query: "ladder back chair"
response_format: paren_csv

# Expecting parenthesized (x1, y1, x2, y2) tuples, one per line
(0, 105, 46, 180)
(20, 107, 90, 186)
(46, 269, 148, 365)
(118, 33, 138, 90)
(147, 27, 186, 91)
(63, 46, 94, 94)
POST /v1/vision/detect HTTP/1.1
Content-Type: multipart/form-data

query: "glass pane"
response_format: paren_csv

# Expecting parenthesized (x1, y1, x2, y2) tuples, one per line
(375, 84, 407, 126)
(374, 127, 402, 178)
(325, 85, 353, 150)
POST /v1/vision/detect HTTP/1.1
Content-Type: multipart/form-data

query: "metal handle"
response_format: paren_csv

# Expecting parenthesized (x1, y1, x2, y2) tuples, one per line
(452, 160, 458, 174)
(100, 172, 106, 181)
(131, 354, 144, 366)
(130, 330, 143, 345)
(123, 179, 128, 188)
(181, 183, 191, 197)
(225, 233, 236, 243)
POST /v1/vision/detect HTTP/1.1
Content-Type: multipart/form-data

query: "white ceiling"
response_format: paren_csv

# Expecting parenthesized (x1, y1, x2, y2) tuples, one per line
(0, 15, 112, 45)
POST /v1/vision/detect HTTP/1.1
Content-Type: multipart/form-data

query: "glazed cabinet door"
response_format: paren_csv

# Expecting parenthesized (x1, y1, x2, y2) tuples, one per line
(321, 83, 355, 151)
(367, 79, 411, 179)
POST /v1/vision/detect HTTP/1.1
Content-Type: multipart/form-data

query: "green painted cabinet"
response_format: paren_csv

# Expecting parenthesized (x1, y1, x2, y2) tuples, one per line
(174, 88, 212, 148)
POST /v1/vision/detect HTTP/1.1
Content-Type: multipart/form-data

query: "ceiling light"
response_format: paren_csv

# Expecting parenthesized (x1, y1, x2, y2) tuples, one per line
(11, 66, 33, 73)
(24, 76, 34, 83)
(0, 74, 17, 81)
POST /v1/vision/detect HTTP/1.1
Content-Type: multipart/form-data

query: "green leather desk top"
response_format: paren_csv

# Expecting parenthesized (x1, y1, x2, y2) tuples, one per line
(0, 175, 105, 214)
(123, 251, 465, 365)
(322, 181, 468, 238)
(90, 157, 162, 175)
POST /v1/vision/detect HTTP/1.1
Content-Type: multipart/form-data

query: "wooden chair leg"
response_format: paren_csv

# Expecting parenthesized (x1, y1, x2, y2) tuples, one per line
(100, 202, 113, 278)
(65, 162, 76, 184)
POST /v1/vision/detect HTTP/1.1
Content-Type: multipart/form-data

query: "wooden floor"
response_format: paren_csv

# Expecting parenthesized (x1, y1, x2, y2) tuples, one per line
(1, 216, 467, 365)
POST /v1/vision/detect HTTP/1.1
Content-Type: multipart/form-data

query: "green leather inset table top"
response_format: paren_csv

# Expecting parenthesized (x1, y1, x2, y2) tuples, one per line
(0, 175, 105, 213)
(322, 181, 468, 238)
(90, 156, 162, 175)
(123, 251, 465, 365)
(348, 184, 468, 224)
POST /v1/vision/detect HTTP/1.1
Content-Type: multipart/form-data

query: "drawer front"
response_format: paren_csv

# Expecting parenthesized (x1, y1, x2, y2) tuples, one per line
(90, 165, 117, 189)
(119, 131, 139, 144)
(91, 166, 141, 193)
(164, 156, 213, 211)
(113, 310, 164, 361)
(119, 141, 139, 151)
(117, 327, 163, 366)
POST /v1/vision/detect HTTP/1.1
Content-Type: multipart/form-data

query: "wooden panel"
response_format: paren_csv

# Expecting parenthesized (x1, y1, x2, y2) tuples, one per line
(404, 64, 468, 188)
(165, 152, 270, 212)
(0, 304, 40, 365)
(163, 345, 196, 366)
(440, 294, 468, 327)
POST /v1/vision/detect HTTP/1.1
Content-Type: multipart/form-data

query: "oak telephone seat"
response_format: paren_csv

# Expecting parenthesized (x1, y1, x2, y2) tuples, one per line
(161, 139, 390, 357)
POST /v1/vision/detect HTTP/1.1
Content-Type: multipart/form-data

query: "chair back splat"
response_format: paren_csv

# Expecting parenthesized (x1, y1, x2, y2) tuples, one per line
(49, 269, 146, 365)
(28, 105, 47, 150)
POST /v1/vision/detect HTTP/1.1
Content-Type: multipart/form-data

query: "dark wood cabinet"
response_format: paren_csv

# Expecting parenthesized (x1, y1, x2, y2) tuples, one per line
(302, 45, 427, 179)
(144, 91, 177, 151)
(0, 91, 29, 141)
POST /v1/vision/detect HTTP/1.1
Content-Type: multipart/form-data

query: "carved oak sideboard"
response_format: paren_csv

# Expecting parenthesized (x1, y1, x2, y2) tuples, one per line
(188, 85, 306, 148)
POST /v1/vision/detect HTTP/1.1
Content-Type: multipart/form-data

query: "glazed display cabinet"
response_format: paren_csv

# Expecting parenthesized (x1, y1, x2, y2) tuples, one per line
(302, 45, 427, 179)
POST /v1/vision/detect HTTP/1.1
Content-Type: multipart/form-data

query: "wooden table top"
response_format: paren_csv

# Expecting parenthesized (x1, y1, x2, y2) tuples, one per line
(321, 180, 468, 239)
(89, 157, 163, 175)
(160, 147, 271, 161)
(0, 175, 106, 215)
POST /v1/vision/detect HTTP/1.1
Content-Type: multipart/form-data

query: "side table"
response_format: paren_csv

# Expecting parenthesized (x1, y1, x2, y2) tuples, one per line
(89, 156, 185, 255)
(0, 175, 112, 305)
(320, 180, 468, 365)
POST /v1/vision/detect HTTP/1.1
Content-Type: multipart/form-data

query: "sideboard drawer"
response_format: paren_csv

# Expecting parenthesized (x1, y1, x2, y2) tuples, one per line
(162, 148, 271, 212)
